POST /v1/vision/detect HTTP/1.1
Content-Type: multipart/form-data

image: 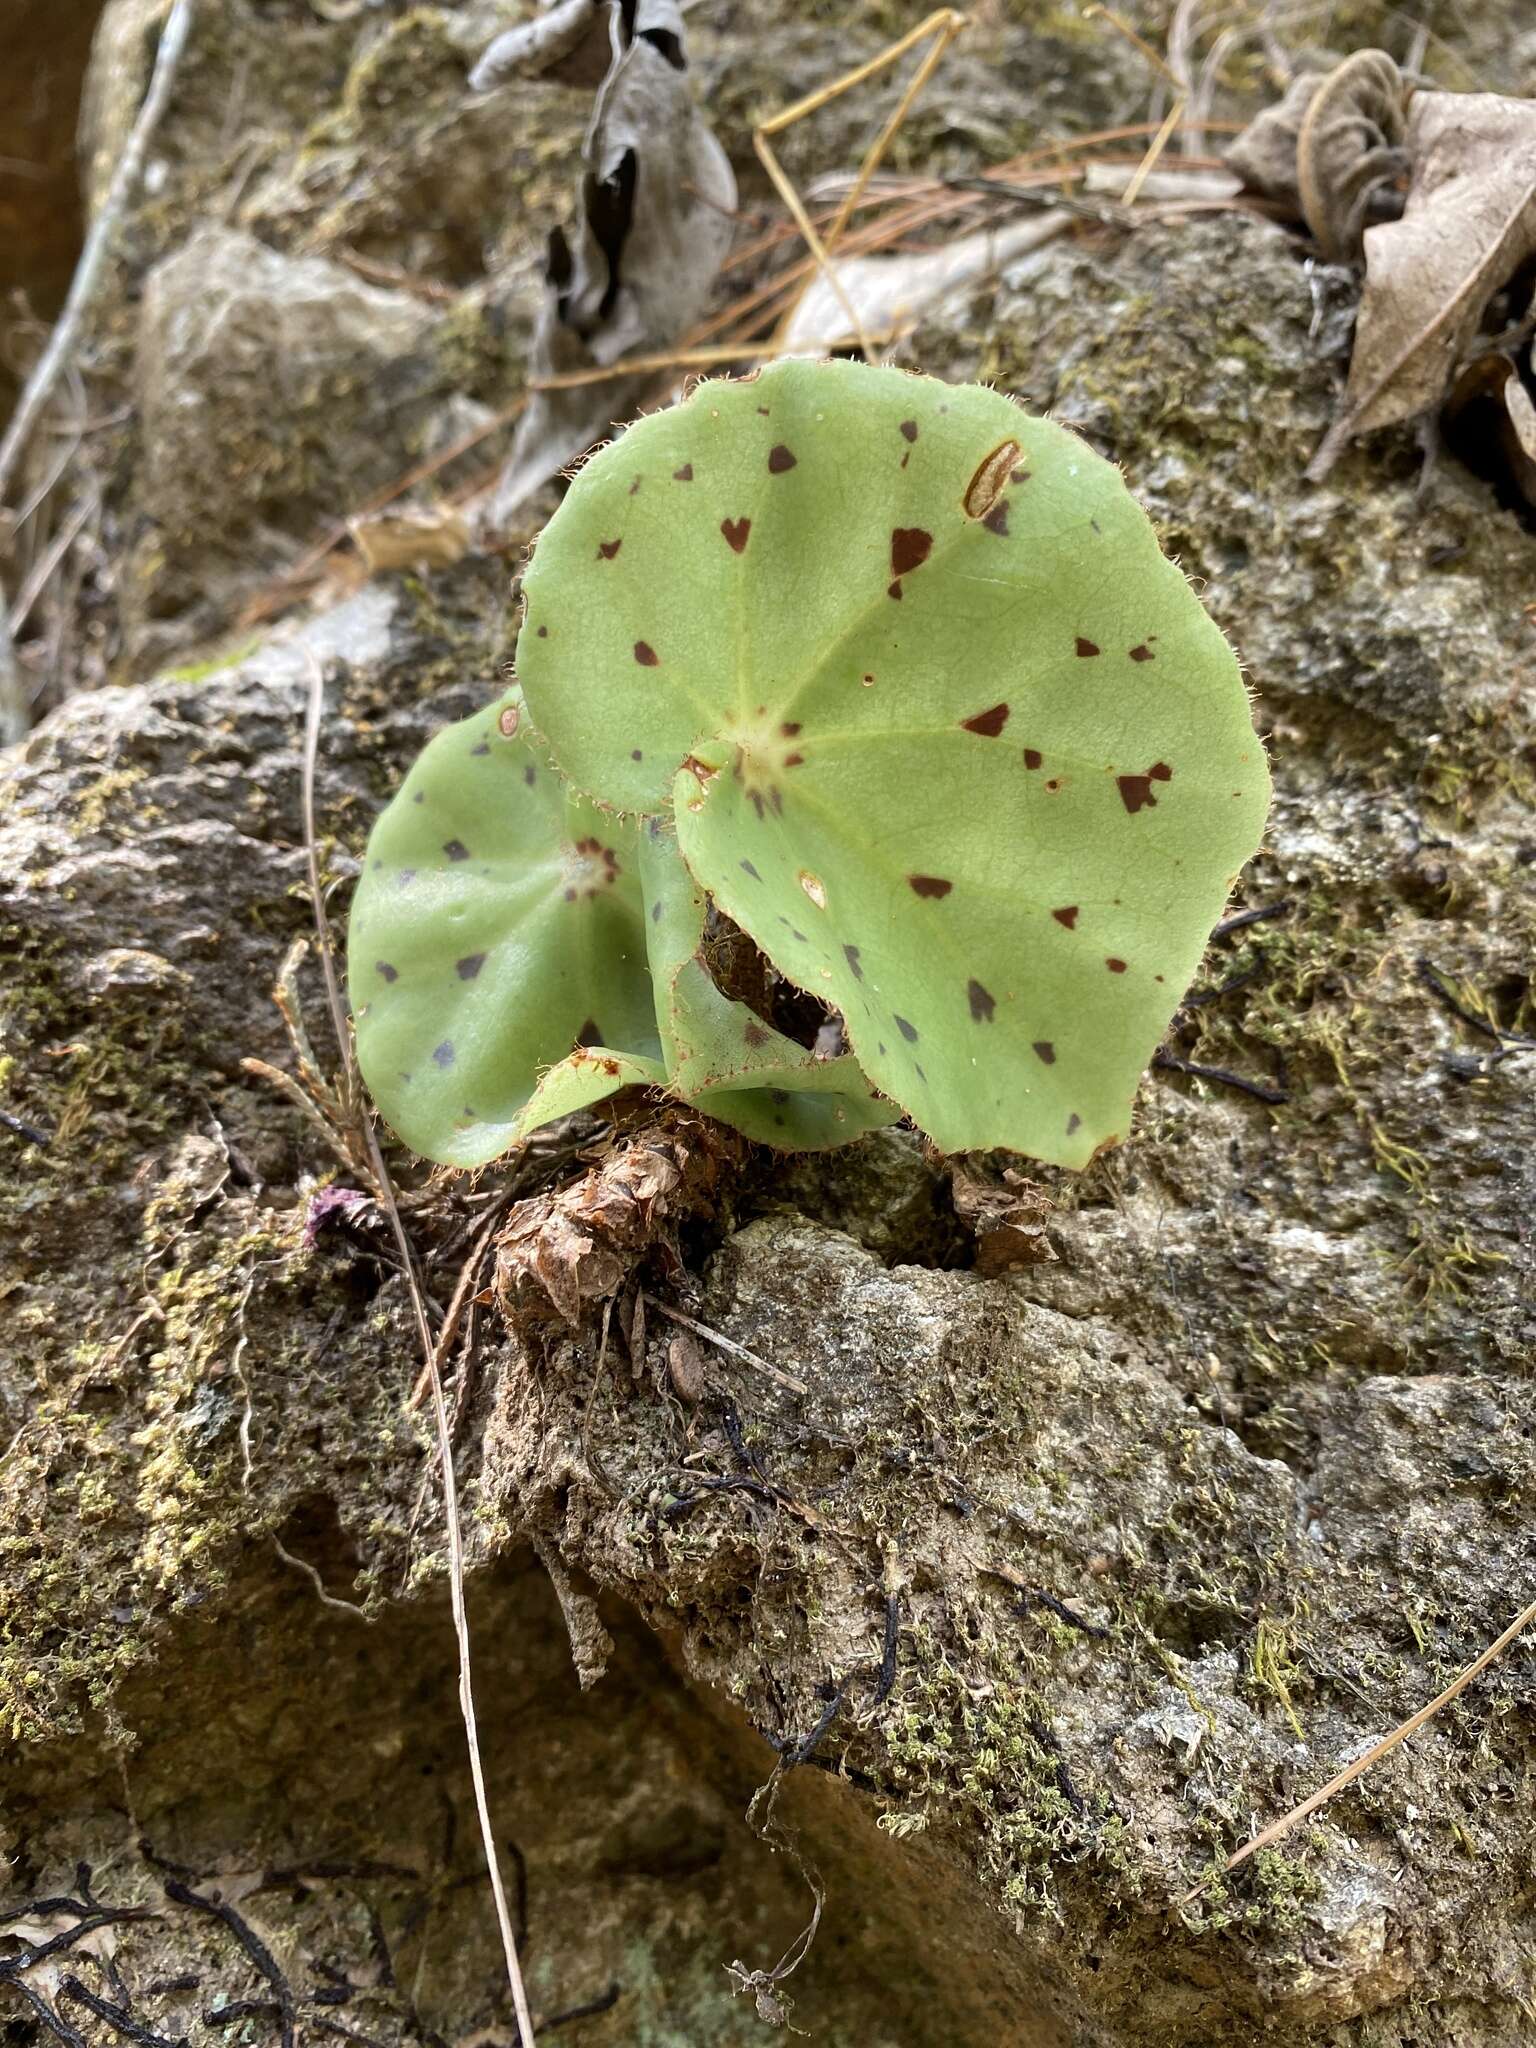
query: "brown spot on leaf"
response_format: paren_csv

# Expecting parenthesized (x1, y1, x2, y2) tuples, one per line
(784, 753, 804, 768)
(887, 581, 903, 601)
(843, 944, 863, 980)
(967, 979, 996, 1022)
(634, 640, 659, 666)
(1129, 643, 1155, 662)
(597, 538, 622, 560)
(721, 516, 751, 554)
(524, 764, 537, 786)
(1106, 957, 1128, 973)
(895, 1015, 920, 1043)
(536, 625, 548, 638)
(471, 740, 490, 756)
(1052, 906, 1079, 929)
(1117, 763, 1173, 814)
(891, 527, 933, 579)
(740, 859, 761, 880)
(1075, 636, 1100, 657)
(1067, 1113, 1082, 1135)
(443, 840, 470, 862)
(376, 961, 398, 983)
(631, 748, 643, 760)
(433, 1041, 455, 1068)
(1033, 1040, 1056, 1064)
(964, 438, 1021, 519)
(899, 419, 918, 442)
(982, 501, 1009, 536)
(1010, 467, 1031, 484)
(743, 1021, 770, 1047)
(1023, 748, 1043, 770)
(673, 463, 693, 481)
(768, 444, 796, 473)
(781, 721, 802, 737)
(909, 874, 953, 899)
(961, 702, 1010, 738)
(456, 953, 486, 981)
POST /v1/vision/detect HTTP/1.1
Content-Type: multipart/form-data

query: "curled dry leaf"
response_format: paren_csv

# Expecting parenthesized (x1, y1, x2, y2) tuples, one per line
(1226, 48, 1407, 262)
(949, 1163, 1056, 1277)
(1445, 351, 1536, 508)
(494, 1110, 748, 1325)
(1296, 50, 1408, 264)
(477, 0, 736, 530)
(1310, 89, 1536, 479)
(469, 0, 613, 92)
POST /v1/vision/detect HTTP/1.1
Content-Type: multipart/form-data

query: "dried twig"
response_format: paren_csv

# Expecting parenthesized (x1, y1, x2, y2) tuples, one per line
(300, 661, 538, 2048)
(1416, 956, 1536, 1048)
(0, 0, 194, 511)
(1151, 1048, 1288, 1104)
(1180, 1593, 1536, 1906)
(642, 1296, 807, 1396)
(407, 1204, 506, 1412)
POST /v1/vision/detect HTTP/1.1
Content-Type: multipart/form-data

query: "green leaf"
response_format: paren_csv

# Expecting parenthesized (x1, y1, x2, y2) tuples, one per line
(517, 358, 1270, 1166)
(347, 689, 661, 1166)
(638, 820, 898, 1149)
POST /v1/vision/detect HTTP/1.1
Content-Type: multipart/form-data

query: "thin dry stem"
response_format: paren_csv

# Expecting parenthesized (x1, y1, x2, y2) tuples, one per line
(754, 8, 968, 356)
(642, 1295, 808, 1397)
(301, 655, 539, 2048)
(530, 330, 900, 393)
(407, 1204, 506, 1412)
(0, 0, 195, 511)
(1120, 97, 1188, 206)
(1180, 1594, 1536, 1907)
(1083, 2, 1181, 84)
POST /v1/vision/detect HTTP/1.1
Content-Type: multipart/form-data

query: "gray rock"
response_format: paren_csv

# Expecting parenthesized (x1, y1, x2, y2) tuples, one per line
(129, 228, 464, 660)
(4, 2, 1536, 2043)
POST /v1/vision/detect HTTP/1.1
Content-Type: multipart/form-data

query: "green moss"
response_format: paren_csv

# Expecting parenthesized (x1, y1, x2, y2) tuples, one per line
(161, 635, 262, 683)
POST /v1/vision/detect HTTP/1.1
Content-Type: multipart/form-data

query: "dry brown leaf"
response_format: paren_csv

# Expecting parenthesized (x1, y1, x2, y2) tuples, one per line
(1226, 67, 1327, 208)
(949, 1163, 1056, 1277)
(1445, 350, 1536, 508)
(1226, 49, 1406, 263)
(495, 1110, 747, 1325)
(1310, 89, 1536, 479)
(1296, 50, 1407, 263)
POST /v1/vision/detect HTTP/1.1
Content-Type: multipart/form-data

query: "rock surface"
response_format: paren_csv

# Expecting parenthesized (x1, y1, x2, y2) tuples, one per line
(4, 2, 1536, 2045)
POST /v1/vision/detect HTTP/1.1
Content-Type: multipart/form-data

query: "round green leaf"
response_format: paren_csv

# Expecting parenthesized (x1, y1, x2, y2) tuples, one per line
(517, 357, 1270, 1167)
(348, 689, 661, 1166)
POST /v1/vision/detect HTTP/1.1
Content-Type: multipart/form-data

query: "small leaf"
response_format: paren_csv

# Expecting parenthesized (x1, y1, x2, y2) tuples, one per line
(347, 689, 660, 1166)
(519, 358, 1269, 1167)
(638, 820, 897, 1149)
